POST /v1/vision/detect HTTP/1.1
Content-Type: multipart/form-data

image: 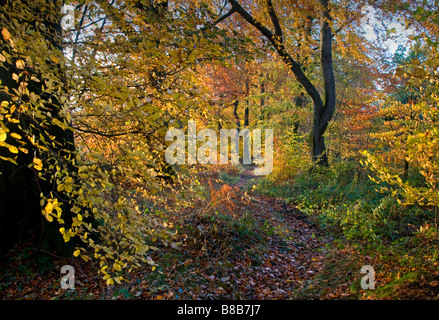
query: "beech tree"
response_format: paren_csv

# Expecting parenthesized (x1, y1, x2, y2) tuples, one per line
(212, 0, 336, 165)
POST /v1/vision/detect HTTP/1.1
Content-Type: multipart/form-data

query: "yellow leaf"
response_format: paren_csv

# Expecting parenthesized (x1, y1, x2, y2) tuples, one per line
(72, 219, 81, 227)
(50, 55, 60, 63)
(0, 130, 6, 142)
(73, 250, 80, 257)
(0, 156, 17, 165)
(44, 201, 53, 215)
(64, 184, 73, 193)
(15, 60, 25, 69)
(1, 28, 11, 40)
(10, 132, 21, 139)
(0, 54, 5, 63)
(106, 278, 114, 286)
(63, 233, 70, 242)
(8, 145, 18, 154)
(33, 157, 43, 170)
(113, 262, 122, 271)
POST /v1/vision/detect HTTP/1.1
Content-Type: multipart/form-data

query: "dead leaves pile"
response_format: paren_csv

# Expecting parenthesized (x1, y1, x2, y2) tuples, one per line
(128, 189, 334, 300)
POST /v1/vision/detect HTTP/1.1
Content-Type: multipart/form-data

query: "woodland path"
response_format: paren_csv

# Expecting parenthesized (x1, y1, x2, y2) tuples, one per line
(0, 167, 342, 300)
(164, 166, 336, 300)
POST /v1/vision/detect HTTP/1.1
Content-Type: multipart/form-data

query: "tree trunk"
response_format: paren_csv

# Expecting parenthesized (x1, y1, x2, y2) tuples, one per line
(0, 0, 75, 257)
(403, 158, 409, 179)
(312, 114, 328, 165)
(259, 75, 265, 121)
(233, 100, 240, 130)
(318, 0, 336, 164)
(244, 79, 250, 127)
(310, 0, 336, 166)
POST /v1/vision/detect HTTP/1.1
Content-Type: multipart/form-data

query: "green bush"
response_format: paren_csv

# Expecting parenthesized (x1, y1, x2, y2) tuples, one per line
(256, 159, 430, 243)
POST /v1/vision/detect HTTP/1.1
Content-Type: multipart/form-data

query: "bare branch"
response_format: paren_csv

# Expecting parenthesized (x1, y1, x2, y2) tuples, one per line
(73, 126, 143, 138)
(332, 14, 357, 37)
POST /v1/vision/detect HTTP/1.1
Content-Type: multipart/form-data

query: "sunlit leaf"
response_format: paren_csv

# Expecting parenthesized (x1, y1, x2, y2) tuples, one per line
(8, 145, 18, 154)
(1, 27, 11, 40)
(33, 157, 43, 170)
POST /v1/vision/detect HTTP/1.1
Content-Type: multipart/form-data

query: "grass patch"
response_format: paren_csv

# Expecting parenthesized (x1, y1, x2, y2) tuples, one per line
(219, 171, 240, 185)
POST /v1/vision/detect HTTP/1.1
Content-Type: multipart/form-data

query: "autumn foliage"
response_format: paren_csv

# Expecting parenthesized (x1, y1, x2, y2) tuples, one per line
(1, 0, 439, 301)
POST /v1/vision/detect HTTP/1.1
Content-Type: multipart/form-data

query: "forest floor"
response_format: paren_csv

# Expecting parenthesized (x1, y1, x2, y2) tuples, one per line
(1, 166, 438, 300)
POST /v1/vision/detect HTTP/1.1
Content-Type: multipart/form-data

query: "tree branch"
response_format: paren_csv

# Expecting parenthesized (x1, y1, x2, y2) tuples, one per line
(266, 0, 282, 42)
(73, 126, 143, 138)
(227, 0, 273, 40)
(332, 14, 357, 37)
(226, 0, 321, 107)
(319, 0, 336, 126)
(214, 6, 236, 25)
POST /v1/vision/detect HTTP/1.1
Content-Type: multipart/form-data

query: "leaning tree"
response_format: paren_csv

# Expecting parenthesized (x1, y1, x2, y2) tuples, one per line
(212, 0, 372, 166)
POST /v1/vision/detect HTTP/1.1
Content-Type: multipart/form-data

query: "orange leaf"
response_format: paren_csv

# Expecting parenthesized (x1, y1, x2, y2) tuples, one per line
(2, 28, 11, 40)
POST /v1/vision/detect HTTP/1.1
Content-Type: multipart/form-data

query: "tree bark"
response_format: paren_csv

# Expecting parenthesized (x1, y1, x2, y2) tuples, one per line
(244, 105, 249, 127)
(259, 74, 266, 121)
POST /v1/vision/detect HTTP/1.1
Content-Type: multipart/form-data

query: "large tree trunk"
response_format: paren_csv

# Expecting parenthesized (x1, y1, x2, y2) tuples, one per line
(244, 105, 249, 127)
(311, 0, 336, 165)
(312, 112, 328, 165)
(0, 0, 75, 257)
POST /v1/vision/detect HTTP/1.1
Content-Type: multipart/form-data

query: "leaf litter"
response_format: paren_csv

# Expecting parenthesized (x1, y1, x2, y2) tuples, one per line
(0, 168, 355, 300)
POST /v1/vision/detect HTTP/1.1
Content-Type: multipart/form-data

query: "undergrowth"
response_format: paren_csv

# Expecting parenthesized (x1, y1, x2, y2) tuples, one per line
(254, 160, 439, 299)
